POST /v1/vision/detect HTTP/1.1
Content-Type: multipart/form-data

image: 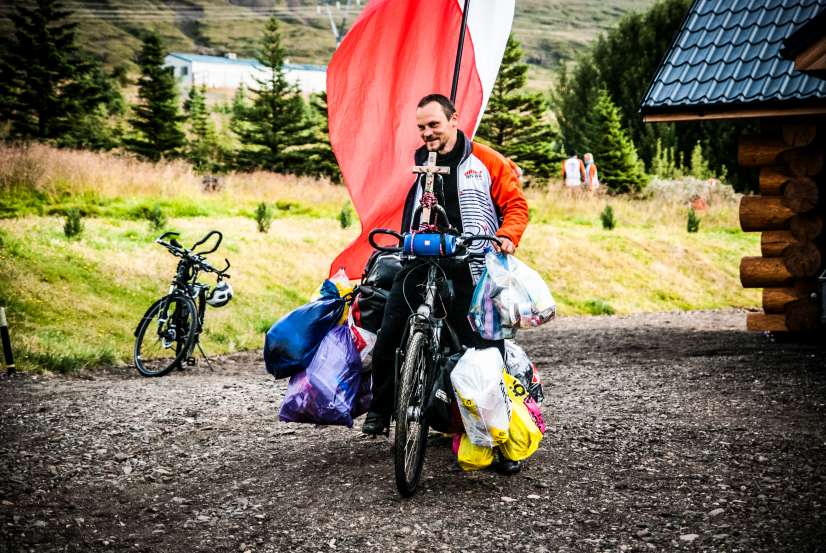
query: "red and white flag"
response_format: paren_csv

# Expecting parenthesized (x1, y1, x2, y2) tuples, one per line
(327, 0, 515, 279)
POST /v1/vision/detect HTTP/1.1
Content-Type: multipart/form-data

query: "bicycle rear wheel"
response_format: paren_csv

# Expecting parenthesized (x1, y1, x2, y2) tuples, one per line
(394, 330, 431, 497)
(134, 295, 197, 377)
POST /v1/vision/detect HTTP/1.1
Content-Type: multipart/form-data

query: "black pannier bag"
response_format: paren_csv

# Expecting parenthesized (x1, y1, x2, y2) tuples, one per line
(424, 352, 464, 434)
(351, 251, 402, 333)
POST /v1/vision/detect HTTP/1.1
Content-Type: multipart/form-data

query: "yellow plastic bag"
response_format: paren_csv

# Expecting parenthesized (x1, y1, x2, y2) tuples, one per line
(311, 269, 354, 325)
(456, 433, 495, 471)
(500, 372, 543, 461)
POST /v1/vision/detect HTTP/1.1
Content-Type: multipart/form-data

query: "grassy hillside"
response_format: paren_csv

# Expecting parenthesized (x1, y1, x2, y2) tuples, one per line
(0, 0, 658, 88)
(0, 145, 758, 373)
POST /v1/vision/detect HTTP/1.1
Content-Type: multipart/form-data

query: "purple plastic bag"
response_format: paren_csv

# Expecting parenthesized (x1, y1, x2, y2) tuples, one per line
(278, 325, 366, 427)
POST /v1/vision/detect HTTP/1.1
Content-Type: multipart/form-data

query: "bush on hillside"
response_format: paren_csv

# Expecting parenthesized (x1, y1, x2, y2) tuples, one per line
(64, 209, 83, 239)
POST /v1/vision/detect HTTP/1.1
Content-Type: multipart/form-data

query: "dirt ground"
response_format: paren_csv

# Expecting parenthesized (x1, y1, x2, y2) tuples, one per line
(1, 310, 825, 553)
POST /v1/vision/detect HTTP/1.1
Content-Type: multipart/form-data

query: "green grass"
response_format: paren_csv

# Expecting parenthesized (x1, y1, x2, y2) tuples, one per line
(0, 145, 759, 372)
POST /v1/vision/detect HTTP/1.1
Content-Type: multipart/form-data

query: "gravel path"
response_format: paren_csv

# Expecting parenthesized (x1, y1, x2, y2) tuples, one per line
(1, 310, 825, 553)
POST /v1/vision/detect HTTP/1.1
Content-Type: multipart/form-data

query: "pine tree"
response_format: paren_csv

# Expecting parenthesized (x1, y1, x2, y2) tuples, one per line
(476, 34, 562, 183)
(588, 89, 646, 194)
(0, 0, 119, 145)
(301, 92, 341, 182)
(233, 16, 314, 172)
(184, 85, 218, 172)
(124, 31, 185, 162)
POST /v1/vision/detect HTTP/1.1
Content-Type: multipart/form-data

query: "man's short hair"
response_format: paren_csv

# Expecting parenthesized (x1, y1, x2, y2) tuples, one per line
(417, 94, 456, 119)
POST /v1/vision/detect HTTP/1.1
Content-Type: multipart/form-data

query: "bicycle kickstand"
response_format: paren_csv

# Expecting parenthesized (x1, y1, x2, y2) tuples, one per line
(196, 342, 215, 372)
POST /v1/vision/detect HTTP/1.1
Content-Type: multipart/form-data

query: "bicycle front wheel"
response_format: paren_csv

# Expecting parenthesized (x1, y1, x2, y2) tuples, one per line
(134, 295, 198, 377)
(394, 330, 431, 497)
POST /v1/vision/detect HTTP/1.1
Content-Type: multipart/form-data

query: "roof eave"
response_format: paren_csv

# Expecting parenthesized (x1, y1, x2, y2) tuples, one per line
(642, 99, 826, 122)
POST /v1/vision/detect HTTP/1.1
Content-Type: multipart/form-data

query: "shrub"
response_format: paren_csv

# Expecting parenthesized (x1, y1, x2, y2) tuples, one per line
(63, 208, 83, 238)
(255, 202, 273, 233)
(600, 205, 616, 230)
(147, 204, 167, 230)
(584, 299, 615, 316)
(338, 202, 353, 229)
(687, 207, 700, 233)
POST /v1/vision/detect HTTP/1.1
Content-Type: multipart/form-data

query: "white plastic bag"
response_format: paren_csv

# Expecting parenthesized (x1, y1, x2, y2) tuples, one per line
(450, 348, 512, 447)
(504, 340, 532, 387)
(484, 252, 556, 331)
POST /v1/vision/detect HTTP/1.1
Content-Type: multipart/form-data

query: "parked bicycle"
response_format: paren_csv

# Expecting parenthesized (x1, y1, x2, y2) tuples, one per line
(368, 226, 501, 497)
(134, 230, 232, 377)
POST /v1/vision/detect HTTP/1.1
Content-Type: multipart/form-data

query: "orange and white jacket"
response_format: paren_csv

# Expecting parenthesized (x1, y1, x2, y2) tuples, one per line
(401, 133, 529, 280)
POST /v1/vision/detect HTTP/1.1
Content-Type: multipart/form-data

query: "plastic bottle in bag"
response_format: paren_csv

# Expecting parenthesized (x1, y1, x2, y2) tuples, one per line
(450, 348, 512, 447)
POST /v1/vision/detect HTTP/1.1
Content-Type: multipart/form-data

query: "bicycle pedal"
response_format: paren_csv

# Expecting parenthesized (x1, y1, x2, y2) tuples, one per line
(186, 357, 197, 366)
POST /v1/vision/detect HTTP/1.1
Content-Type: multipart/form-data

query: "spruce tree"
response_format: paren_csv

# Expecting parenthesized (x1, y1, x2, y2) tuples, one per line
(301, 92, 341, 182)
(476, 34, 562, 183)
(233, 16, 313, 172)
(125, 31, 185, 162)
(0, 0, 119, 145)
(184, 84, 218, 172)
(588, 89, 646, 194)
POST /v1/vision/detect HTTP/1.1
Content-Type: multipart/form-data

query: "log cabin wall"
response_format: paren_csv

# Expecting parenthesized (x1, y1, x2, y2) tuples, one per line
(739, 117, 825, 332)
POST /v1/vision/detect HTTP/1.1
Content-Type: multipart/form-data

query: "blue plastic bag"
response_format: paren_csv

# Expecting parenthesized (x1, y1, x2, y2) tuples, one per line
(468, 263, 512, 340)
(264, 280, 345, 378)
(278, 325, 367, 427)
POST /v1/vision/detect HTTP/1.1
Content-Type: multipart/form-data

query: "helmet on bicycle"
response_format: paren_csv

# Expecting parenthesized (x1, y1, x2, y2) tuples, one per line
(206, 280, 233, 307)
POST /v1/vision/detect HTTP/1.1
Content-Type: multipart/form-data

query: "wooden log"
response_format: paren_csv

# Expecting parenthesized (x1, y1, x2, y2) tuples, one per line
(759, 166, 790, 195)
(783, 241, 822, 277)
(739, 196, 795, 231)
(761, 230, 796, 257)
(738, 136, 795, 167)
(762, 284, 817, 314)
(782, 176, 819, 212)
(740, 256, 794, 288)
(790, 214, 824, 241)
(783, 145, 824, 176)
(746, 312, 788, 332)
(785, 298, 820, 332)
(782, 123, 818, 147)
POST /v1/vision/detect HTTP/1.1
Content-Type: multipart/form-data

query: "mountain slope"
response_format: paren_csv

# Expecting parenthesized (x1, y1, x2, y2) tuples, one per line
(1, 0, 658, 85)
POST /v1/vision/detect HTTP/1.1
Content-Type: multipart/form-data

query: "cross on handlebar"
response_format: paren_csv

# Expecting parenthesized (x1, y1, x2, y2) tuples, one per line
(411, 151, 450, 229)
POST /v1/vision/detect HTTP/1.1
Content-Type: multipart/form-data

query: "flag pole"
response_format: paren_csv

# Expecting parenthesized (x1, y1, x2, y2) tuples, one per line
(449, 0, 471, 103)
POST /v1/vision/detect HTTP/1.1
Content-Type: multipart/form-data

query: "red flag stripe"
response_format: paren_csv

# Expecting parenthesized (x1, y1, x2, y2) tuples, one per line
(327, 0, 514, 279)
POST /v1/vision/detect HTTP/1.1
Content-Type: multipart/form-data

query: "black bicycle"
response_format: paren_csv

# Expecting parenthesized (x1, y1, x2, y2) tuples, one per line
(133, 230, 231, 377)
(369, 227, 500, 497)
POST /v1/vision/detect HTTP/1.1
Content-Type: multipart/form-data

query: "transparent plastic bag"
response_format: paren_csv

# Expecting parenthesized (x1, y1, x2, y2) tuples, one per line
(450, 348, 512, 447)
(312, 268, 354, 325)
(483, 252, 556, 332)
(505, 339, 545, 405)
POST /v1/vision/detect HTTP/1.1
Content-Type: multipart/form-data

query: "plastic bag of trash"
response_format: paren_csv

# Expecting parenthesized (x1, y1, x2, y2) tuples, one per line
(450, 348, 512, 447)
(504, 339, 544, 405)
(264, 279, 346, 379)
(480, 252, 556, 333)
(279, 325, 365, 427)
(452, 433, 495, 471)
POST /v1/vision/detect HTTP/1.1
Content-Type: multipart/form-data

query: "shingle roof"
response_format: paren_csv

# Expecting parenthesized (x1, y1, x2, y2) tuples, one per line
(641, 0, 826, 116)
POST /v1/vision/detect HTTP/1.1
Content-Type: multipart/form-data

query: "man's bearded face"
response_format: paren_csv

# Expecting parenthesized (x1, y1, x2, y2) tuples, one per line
(416, 102, 458, 153)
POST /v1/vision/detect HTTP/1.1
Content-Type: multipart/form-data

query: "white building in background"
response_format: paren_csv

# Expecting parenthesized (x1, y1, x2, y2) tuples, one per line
(164, 52, 326, 94)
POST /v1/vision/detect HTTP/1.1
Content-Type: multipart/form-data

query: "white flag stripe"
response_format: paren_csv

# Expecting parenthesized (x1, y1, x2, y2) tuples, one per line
(459, 0, 515, 133)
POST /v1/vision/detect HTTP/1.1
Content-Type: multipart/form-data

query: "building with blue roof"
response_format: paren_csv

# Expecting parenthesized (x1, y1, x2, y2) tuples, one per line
(164, 52, 326, 93)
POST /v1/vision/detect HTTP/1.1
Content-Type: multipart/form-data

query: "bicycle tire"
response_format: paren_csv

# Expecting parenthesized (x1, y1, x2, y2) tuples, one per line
(134, 294, 198, 377)
(394, 330, 431, 497)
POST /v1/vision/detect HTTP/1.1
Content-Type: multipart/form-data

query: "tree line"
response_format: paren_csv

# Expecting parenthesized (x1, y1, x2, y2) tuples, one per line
(1, 0, 742, 193)
(0, 1, 338, 181)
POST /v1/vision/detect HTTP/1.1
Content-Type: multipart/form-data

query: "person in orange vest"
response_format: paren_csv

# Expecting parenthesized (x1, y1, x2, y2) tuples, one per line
(583, 152, 600, 192)
(561, 151, 586, 190)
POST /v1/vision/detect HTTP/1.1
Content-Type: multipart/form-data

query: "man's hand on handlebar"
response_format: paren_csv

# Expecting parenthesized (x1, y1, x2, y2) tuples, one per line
(494, 236, 515, 255)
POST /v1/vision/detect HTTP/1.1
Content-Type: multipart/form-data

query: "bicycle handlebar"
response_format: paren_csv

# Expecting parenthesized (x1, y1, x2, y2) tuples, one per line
(155, 232, 231, 277)
(368, 228, 502, 257)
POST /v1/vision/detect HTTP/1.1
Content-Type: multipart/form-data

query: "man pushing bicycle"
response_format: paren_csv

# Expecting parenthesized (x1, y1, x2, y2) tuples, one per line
(362, 93, 529, 473)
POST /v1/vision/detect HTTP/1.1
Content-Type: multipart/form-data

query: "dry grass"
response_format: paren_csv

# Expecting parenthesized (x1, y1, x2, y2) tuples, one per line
(0, 144, 349, 206)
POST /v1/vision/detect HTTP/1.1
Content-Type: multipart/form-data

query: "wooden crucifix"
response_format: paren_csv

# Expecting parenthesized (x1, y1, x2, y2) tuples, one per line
(411, 151, 450, 227)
